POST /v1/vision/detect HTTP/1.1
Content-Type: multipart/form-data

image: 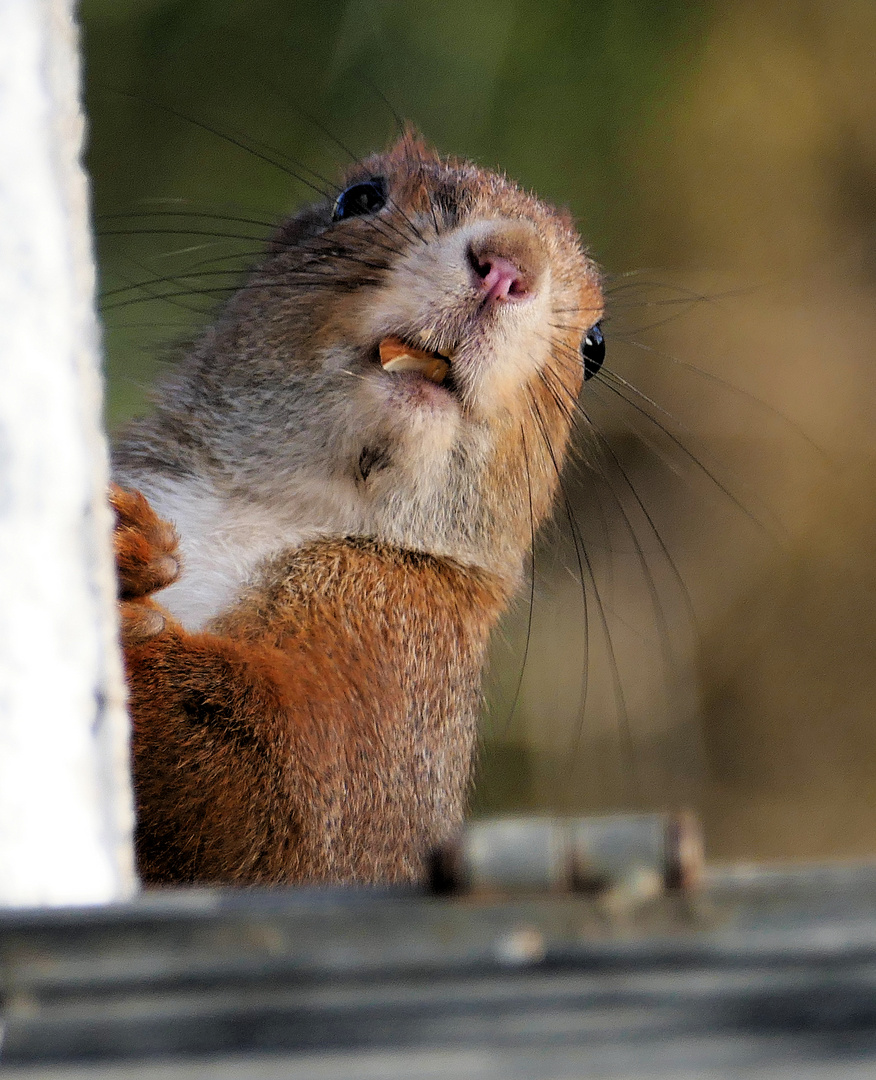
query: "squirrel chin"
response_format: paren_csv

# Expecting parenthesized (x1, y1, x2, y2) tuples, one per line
(378, 366, 458, 406)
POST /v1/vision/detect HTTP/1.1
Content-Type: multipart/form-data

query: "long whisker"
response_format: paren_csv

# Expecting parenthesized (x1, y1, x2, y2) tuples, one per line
(104, 263, 223, 317)
(623, 337, 830, 462)
(529, 392, 643, 807)
(543, 326, 782, 536)
(101, 274, 387, 312)
(105, 87, 338, 200)
(99, 220, 404, 261)
(499, 425, 537, 739)
(597, 367, 784, 537)
(526, 394, 590, 760)
(543, 359, 698, 667)
(99, 245, 396, 304)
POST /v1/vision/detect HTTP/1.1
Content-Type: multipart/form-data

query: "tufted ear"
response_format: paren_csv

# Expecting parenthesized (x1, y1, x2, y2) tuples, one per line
(385, 124, 441, 167)
(553, 204, 577, 231)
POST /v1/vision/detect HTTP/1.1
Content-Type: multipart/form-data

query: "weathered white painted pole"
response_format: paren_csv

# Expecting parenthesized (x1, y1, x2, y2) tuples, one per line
(0, 0, 136, 904)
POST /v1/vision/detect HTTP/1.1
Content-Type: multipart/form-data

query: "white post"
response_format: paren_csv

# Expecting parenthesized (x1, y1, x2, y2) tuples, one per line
(0, 0, 136, 904)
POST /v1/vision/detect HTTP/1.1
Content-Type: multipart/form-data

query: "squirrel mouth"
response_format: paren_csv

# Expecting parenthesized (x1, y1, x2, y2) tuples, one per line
(377, 336, 453, 386)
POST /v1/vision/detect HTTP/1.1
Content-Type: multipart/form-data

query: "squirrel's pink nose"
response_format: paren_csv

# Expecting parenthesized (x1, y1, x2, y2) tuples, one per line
(469, 250, 532, 302)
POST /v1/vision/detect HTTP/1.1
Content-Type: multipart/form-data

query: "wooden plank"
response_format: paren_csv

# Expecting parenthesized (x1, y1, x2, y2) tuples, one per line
(2, 862, 876, 1076)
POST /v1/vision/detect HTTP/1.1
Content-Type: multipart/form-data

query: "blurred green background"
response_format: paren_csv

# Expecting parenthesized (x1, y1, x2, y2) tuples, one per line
(81, 0, 876, 862)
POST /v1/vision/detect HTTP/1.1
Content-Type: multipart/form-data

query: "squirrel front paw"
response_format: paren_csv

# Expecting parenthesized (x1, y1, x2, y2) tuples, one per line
(109, 483, 180, 644)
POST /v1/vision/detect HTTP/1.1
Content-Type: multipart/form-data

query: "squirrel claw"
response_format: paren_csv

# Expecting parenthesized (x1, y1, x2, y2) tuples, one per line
(110, 483, 181, 599)
(120, 598, 168, 645)
(110, 483, 179, 644)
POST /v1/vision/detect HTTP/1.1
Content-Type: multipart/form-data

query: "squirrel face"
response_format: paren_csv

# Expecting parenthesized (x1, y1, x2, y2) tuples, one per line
(124, 134, 603, 613)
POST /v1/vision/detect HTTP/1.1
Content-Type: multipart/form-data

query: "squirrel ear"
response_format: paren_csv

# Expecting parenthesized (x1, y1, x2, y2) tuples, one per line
(554, 205, 577, 231)
(386, 124, 440, 167)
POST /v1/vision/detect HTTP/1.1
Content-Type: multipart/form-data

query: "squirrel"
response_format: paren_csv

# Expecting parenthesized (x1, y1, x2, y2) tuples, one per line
(111, 131, 604, 886)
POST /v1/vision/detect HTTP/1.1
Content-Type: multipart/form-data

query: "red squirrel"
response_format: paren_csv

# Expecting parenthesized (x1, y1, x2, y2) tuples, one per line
(111, 132, 604, 885)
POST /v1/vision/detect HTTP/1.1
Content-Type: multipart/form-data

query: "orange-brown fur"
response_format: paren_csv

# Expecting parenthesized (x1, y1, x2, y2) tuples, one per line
(118, 507, 507, 884)
(113, 133, 603, 885)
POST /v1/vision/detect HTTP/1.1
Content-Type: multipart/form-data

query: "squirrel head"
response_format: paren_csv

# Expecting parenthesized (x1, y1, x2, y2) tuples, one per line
(143, 132, 603, 587)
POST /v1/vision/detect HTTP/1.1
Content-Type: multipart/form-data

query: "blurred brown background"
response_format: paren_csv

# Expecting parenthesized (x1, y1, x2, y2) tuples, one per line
(81, 0, 876, 863)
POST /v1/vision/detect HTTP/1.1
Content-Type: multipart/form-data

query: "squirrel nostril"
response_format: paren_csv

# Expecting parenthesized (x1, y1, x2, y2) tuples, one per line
(468, 248, 531, 302)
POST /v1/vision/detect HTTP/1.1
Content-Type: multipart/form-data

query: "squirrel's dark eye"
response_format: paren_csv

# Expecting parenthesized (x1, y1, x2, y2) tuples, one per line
(581, 322, 605, 381)
(332, 178, 387, 221)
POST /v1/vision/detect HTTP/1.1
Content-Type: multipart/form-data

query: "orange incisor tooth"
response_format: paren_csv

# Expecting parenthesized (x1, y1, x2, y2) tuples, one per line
(379, 336, 450, 384)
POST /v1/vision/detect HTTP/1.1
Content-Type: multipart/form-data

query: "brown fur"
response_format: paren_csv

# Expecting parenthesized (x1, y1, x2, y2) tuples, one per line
(122, 520, 507, 884)
(113, 133, 603, 885)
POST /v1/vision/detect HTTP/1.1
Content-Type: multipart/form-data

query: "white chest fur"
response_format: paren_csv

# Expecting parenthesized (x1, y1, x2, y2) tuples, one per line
(136, 477, 363, 631)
